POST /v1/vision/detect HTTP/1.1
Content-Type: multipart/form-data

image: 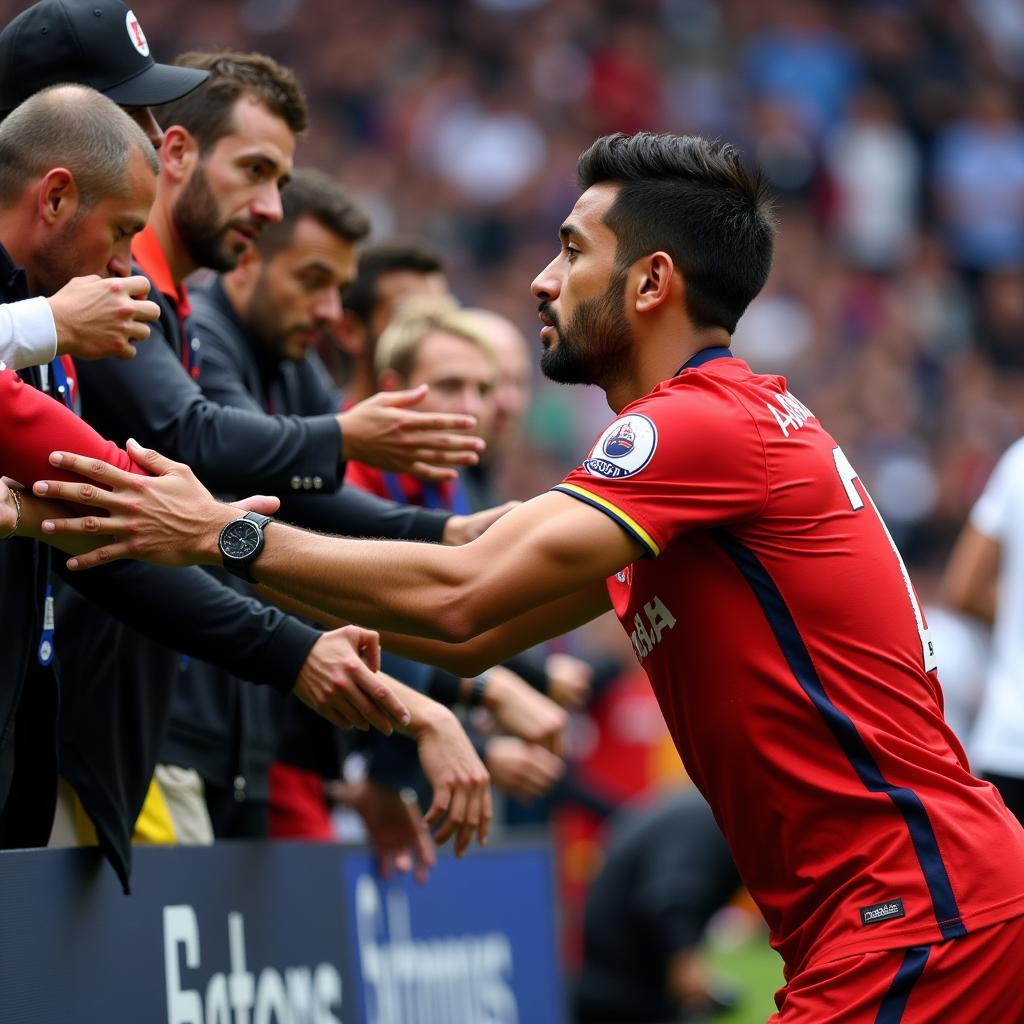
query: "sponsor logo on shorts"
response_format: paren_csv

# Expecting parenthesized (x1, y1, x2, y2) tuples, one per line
(860, 898, 906, 926)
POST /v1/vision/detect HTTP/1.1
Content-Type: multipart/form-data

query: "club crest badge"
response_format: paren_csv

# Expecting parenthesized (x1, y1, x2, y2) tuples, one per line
(584, 414, 657, 479)
(604, 422, 635, 457)
(125, 10, 150, 56)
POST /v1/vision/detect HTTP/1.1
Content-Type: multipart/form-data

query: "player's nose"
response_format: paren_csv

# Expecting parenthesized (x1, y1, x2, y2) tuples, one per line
(531, 258, 560, 301)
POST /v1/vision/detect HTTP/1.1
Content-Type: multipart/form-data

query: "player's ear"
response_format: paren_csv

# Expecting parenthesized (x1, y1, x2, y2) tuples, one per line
(634, 251, 675, 314)
(159, 125, 199, 184)
(37, 168, 78, 226)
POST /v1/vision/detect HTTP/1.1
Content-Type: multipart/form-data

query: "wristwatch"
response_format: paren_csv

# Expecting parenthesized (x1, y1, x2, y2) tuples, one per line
(218, 511, 272, 581)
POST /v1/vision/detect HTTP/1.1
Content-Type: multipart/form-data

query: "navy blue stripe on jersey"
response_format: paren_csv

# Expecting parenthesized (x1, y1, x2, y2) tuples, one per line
(874, 944, 930, 1023)
(712, 530, 967, 941)
(677, 346, 734, 373)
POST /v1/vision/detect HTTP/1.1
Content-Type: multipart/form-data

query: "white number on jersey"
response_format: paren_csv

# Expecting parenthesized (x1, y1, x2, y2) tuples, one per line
(832, 446, 937, 672)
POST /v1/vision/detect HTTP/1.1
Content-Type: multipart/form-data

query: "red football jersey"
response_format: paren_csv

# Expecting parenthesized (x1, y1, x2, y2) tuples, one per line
(555, 349, 1024, 976)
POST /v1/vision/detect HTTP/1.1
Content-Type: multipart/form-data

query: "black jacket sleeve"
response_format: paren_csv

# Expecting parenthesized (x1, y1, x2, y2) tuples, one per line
(73, 309, 343, 495)
(56, 559, 317, 693)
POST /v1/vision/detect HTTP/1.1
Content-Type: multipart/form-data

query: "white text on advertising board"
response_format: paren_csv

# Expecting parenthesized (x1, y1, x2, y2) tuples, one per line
(356, 874, 519, 1024)
(164, 905, 343, 1024)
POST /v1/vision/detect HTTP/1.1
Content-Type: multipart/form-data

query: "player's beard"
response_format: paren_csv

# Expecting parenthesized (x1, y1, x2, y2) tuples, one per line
(243, 272, 326, 362)
(540, 268, 632, 387)
(173, 163, 252, 273)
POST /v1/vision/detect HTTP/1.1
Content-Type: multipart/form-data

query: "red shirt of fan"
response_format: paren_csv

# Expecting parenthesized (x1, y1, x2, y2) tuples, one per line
(554, 349, 1024, 977)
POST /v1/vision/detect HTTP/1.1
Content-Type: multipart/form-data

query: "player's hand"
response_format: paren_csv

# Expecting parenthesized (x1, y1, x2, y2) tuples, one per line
(441, 501, 518, 545)
(484, 737, 564, 802)
(339, 779, 436, 884)
(34, 440, 235, 569)
(480, 665, 568, 755)
(293, 626, 410, 734)
(50, 275, 161, 361)
(337, 385, 485, 482)
(545, 652, 593, 710)
(410, 703, 491, 857)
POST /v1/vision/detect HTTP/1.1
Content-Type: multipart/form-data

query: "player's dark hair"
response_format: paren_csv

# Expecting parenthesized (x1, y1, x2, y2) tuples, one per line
(256, 168, 370, 257)
(342, 239, 445, 326)
(577, 132, 775, 333)
(157, 51, 308, 152)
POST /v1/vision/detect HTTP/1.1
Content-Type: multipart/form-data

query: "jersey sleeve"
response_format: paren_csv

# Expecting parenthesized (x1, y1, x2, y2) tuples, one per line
(0, 368, 148, 486)
(552, 385, 768, 556)
(970, 438, 1024, 542)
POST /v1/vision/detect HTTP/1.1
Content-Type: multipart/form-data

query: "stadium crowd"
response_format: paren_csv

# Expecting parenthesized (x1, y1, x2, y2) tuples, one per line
(4, 1, 1024, 1022)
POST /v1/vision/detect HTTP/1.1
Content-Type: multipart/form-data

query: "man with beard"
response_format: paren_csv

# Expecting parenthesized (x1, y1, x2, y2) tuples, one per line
(161, 174, 523, 869)
(45, 131, 1024, 1018)
(154, 170, 461, 854)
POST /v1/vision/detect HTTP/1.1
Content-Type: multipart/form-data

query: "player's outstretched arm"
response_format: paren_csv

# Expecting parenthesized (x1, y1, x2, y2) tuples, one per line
(35, 441, 641, 642)
(375, 584, 613, 678)
(247, 580, 610, 691)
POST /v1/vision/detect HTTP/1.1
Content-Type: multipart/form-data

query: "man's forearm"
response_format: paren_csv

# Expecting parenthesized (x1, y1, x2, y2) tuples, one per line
(224, 517, 479, 641)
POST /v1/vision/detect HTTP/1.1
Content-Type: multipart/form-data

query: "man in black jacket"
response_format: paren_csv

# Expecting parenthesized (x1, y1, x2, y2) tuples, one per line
(159, 167, 423, 841)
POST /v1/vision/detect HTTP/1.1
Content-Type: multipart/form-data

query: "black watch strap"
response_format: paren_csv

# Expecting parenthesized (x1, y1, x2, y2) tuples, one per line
(219, 511, 272, 582)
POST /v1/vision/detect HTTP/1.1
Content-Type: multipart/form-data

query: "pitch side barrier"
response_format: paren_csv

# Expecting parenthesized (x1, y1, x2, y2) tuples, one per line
(0, 839, 563, 1023)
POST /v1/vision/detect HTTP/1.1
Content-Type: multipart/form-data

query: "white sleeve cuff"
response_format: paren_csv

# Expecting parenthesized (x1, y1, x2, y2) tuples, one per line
(0, 296, 58, 371)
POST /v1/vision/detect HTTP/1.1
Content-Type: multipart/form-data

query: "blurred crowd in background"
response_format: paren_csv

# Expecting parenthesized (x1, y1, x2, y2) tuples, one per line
(44, 0, 1023, 587)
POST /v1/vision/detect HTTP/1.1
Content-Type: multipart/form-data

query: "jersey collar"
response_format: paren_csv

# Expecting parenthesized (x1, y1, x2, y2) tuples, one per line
(676, 346, 734, 374)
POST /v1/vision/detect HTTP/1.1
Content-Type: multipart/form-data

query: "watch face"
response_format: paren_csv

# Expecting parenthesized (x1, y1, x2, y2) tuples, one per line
(220, 519, 261, 560)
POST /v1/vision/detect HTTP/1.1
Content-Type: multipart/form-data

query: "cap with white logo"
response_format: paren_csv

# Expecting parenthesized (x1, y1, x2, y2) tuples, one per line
(0, 0, 207, 112)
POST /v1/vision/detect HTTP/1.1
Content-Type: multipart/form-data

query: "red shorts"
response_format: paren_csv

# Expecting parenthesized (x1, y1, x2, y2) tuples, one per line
(770, 914, 1024, 1023)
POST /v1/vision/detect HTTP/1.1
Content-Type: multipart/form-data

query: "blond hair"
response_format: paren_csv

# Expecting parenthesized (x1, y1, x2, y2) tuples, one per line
(374, 297, 496, 379)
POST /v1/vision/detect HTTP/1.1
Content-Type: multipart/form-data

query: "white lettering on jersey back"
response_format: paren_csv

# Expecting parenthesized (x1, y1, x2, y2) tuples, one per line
(629, 596, 677, 660)
(766, 391, 814, 437)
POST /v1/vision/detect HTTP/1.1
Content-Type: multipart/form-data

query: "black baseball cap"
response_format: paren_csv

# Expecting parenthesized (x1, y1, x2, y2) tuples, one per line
(0, 0, 208, 112)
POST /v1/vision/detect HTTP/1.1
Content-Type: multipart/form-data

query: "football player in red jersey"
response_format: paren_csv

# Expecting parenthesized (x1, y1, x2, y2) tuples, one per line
(37, 132, 1024, 1021)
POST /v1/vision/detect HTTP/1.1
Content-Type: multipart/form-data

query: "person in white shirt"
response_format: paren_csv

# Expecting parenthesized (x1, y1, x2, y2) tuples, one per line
(944, 436, 1024, 824)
